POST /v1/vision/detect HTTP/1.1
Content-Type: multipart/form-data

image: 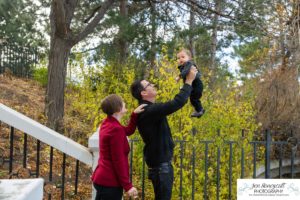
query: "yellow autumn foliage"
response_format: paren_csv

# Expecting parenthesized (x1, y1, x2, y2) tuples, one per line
(66, 54, 258, 199)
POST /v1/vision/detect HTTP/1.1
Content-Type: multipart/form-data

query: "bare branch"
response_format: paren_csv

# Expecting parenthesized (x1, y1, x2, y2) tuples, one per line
(72, 0, 116, 46)
(147, 0, 234, 19)
(65, 0, 78, 27)
(72, 44, 102, 54)
(176, 0, 235, 20)
(84, 5, 102, 23)
(128, 1, 149, 17)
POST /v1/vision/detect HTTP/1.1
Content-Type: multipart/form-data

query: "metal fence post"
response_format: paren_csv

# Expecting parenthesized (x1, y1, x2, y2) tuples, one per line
(9, 126, 14, 176)
(241, 130, 245, 178)
(265, 129, 271, 178)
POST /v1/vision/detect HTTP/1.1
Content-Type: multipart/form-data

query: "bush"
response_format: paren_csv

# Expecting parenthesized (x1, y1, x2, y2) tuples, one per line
(66, 55, 258, 199)
(33, 67, 48, 87)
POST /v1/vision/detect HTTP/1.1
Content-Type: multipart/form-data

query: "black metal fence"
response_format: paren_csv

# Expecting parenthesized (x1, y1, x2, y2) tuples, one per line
(0, 43, 38, 77)
(1, 119, 299, 200)
(127, 130, 300, 200)
(0, 122, 92, 200)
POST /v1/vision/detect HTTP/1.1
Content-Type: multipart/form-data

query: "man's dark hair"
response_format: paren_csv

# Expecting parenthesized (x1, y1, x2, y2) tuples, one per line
(101, 94, 123, 116)
(130, 79, 144, 102)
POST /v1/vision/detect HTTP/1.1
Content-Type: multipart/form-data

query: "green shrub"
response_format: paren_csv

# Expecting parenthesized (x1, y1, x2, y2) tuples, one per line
(33, 67, 48, 87)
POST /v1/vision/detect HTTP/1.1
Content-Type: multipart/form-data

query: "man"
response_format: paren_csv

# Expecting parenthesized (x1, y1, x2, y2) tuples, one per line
(130, 67, 197, 200)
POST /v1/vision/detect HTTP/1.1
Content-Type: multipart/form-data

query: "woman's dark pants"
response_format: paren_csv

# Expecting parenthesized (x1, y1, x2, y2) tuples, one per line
(93, 183, 123, 200)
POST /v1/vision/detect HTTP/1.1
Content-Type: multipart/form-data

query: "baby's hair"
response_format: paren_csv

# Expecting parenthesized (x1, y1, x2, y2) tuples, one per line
(178, 48, 192, 58)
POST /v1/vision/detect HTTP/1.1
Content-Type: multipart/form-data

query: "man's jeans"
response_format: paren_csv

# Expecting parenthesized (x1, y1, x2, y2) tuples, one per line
(148, 162, 174, 200)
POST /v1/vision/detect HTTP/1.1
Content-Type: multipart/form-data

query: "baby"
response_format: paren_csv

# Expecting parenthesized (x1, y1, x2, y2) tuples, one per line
(176, 48, 205, 118)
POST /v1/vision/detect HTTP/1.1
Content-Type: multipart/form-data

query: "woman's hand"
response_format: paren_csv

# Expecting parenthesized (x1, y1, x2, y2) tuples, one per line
(133, 104, 147, 114)
(127, 187, 138, 199)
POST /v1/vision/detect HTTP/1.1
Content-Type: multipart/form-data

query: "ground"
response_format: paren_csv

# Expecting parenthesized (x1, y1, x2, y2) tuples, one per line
(0, 75, 93, 199)
(0, 75, 45, 121)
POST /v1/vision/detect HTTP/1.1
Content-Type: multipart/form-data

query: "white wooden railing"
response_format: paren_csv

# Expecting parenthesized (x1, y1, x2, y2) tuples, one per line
(0, 103, 93, 166)
(0, 103, 98, 199)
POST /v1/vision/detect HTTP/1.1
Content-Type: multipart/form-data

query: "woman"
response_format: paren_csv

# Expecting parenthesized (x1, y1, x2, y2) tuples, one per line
(92, 94, 146, 200)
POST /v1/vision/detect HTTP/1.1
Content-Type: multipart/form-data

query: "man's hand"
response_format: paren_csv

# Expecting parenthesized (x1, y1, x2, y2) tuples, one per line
(185, 66, 197, 85)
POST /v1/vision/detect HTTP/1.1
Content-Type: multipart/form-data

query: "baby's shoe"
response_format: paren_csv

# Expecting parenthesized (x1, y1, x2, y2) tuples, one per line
(191, 109, 205, 118)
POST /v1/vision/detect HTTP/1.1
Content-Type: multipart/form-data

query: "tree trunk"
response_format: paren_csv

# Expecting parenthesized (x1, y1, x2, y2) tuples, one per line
(210, 0, 221, 69)
(209, 0, 221, 88)
(278, 9, 286, 68)
(45, 0, 115, 131)
(46, 37, 71, 131)
(146, 2, 157, 78)
(189, 4, 196, 58)
(287, 1, 300, 67)
(118, 0, 128, 65)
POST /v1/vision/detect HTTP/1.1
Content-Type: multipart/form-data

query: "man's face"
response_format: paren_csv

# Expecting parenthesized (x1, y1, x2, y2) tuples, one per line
(141, 80, 157, 99)
(177, 51, 190, 65)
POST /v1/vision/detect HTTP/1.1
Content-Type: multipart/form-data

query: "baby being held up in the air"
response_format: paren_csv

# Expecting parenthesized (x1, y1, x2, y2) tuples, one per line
(176, 48, 205, 118)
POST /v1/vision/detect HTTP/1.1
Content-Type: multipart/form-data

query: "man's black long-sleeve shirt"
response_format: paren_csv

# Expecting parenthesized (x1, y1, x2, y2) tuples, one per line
(137, 84, 192, 167)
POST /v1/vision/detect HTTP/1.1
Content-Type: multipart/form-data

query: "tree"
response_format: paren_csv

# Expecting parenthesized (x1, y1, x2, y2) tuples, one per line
(234, 0, 300, 137)
(118, 0, 129, 64)
(210, 0, 222, 71)
(0, 0, 45, 47)
(256, 0, 300, 135)
(46, 0, 115, 131)
(188, 4, 196, 57)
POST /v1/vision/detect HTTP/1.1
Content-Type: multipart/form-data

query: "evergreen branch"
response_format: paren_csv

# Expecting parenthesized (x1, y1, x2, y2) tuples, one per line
(84, 5, 102, 24)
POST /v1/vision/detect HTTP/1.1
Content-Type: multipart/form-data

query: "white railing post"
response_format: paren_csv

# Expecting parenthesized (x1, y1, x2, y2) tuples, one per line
(0, 178, 44, 199)
(88, 129, 99, 200)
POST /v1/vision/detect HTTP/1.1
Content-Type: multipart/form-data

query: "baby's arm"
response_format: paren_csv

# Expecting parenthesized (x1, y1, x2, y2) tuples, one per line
(181, 64, 192, 79)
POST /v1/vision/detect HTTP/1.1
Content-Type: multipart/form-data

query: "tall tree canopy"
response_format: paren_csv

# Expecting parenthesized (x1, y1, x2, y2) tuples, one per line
(0, 0, 46, 47)
(3, 0, 298, 135)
